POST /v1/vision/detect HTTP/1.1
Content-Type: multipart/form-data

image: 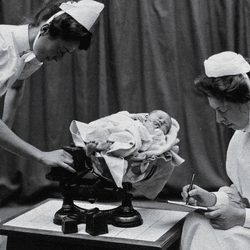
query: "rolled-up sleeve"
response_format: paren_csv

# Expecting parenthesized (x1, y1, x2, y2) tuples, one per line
(243, 209, 250, 228)
(213, 191, 229, 205)
(213, 185, 250, 228)
(0, 35, 17, 81)
(0, 33, 18, 95)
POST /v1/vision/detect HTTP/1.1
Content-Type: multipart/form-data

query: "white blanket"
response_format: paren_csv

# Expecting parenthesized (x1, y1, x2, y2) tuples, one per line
(70, 112, 184, 188)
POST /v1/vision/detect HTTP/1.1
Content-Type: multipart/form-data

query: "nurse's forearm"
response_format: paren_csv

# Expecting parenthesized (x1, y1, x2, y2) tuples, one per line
(0, 119, 42, 162)
(2, 80, 25, 129)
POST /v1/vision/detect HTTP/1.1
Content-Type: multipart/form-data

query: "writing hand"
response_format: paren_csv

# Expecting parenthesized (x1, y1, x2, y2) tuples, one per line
(181, 184, 216, 207)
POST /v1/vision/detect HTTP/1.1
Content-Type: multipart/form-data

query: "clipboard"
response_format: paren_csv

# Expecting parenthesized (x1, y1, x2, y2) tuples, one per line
(156, 199, 209, 213)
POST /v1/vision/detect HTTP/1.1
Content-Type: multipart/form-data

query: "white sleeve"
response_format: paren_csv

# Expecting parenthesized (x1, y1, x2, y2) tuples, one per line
(212, 191, 229, 205)
(0, 33, 18, 87)
(244, 209, 250, 228)
(213, 187, 250, 228)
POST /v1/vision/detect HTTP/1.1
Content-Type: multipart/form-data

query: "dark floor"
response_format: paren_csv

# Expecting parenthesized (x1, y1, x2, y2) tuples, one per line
(0, 203, 32, 250)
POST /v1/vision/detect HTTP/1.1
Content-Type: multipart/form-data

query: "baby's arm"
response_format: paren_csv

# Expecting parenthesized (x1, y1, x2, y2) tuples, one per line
(143, 119, 155, 134)
(129, 113, 146, 122)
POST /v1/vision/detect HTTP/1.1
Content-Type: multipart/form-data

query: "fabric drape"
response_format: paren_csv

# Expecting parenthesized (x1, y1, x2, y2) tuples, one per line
(1, 0, 249, 203)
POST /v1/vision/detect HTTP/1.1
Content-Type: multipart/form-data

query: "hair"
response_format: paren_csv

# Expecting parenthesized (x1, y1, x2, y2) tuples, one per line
(194, 57, 250, 104)
(29, 0, 92, 50)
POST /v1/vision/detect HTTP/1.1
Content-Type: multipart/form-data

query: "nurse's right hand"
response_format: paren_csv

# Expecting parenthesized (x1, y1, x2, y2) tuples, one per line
(181, 184, 216, 207)
(39, 149, 75, 173)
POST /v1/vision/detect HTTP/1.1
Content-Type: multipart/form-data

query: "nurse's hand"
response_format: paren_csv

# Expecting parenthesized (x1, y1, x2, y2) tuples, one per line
(85, 141, 114, 156)
(204, 205, 246, 230)
(181, 184, 216, 207)
(127, 154, 145, 168)
(39, 149, 75, 173)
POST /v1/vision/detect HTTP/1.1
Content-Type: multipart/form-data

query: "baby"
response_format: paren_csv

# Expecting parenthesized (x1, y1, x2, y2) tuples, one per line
(129, 110, 172, 136)
(70, 110, 184, 191)
(85, 110, 172, 154)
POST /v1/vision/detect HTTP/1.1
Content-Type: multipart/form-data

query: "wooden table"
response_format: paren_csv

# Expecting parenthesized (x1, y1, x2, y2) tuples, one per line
(0, 199, 188, 250)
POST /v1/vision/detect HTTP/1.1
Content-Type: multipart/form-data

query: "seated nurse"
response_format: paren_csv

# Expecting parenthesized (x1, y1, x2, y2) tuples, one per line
(0, 0, 104, 172)
(180, 52, 250, 250)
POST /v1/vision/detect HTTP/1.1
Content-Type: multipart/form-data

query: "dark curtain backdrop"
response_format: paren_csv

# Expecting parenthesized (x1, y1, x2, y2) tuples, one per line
(0, 0, 249, 203)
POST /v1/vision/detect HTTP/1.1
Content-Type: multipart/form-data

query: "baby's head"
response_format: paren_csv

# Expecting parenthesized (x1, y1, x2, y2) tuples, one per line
(147, 110, 172, 135)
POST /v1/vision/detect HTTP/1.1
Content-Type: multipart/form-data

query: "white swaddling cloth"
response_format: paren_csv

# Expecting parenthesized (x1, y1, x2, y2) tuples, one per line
(70, 112, 184, 188)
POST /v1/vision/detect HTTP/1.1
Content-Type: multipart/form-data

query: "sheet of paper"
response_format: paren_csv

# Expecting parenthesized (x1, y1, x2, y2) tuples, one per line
(157, 200, 208, 213)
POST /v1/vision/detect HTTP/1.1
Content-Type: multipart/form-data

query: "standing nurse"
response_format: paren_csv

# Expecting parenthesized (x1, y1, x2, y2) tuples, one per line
(0, 0, 104, 172)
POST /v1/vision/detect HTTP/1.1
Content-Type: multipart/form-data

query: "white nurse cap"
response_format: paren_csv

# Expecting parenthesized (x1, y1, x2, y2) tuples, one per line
(59, 0, 104, 31)
(204, 51, 250, 77)
(33, 1, 104, 52)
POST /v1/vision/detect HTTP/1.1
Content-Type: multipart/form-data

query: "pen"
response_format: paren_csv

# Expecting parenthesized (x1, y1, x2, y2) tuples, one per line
(186, 174, 195, 204)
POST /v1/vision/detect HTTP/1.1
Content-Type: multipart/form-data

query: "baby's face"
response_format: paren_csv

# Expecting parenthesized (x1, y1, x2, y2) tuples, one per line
(148, 111, 171, 135)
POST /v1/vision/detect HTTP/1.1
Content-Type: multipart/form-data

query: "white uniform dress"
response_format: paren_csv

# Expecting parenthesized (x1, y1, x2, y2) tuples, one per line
(180, 126, 250, 250)
(0, 24, 42, 96)
(0, 24, 42, 249)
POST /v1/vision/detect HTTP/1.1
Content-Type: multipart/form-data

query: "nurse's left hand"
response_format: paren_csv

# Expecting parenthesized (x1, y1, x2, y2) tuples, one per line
(204, 205, 246, 230)
(40, 149, 75, 173)
(127, 154, 145, 168)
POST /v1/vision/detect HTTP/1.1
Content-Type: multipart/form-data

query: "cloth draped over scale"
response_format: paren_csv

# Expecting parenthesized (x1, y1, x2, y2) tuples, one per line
(70, 111, 184, 199)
